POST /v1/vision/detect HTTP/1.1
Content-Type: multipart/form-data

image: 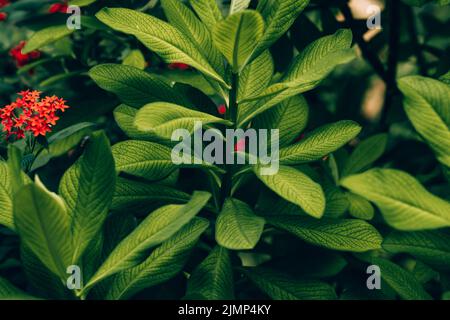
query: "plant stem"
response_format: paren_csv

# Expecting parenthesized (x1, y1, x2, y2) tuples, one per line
(339, 1, 388, 82)
(380, 0, 400, 129)
(220, 72, 239, 206)
(405, 5, 427, 76)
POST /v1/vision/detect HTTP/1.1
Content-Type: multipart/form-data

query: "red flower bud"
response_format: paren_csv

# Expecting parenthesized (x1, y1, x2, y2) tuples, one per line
(0, 0, 10, 9)
(234, 139, 246, 152)
(49, 3, 68, 14)
(168, 62, 190, 70)
(9, 41, 41, 67)
(218, 104, 226, 115)
(0, 12, 7, 21)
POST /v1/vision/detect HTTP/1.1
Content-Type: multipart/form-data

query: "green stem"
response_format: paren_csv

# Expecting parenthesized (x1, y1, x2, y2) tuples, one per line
(220, 72, 239, 206)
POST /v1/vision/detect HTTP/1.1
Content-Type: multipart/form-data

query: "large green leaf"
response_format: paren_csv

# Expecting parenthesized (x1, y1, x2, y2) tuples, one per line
(243, 267, 336, 300)
(89, 64, 189, 108)
(254, 166, 325, 218)
(105, 217, 209, 300)
(112, 140, 178, 181)
(216, 198, 265, 250)
(96, 8, 227, 86)
(113, 104, 151, 140)
(237, 51, 274, 101)
(0, 162, 13, 230)
(189, 0, 223, 30)
(84, 192, 211, 292)
(59, 131, 116, 264)
(383, 230, 450, 271)
(23, 25, 74, 54)
(370, 257, 432, 300)
(341, 134, 388, 178)
(341, 169, 450, 230)
(112, 177, 190, 212)
(161, 0, 224, 76)
(112, 140, 222, 181)
(238, 29, 354, 125)
(230, 0, 251, 14)
(185, 246, 234, 299)
(212, 10, 265, 73)
(252, 95, 309, 148)
(134, 102, 231, 140)
(398, 76, 450, 167)
(268, 215, 382, 252)
(14, 176, 72, 280)
(0, 277, 39, 300)
(252, 0, 310, 60)
(279, 120, 361, 165)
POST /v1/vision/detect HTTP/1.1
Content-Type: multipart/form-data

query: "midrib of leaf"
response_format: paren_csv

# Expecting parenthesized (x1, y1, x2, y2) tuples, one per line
(228, 201, 253, 246)
(30, 188, 66, 279)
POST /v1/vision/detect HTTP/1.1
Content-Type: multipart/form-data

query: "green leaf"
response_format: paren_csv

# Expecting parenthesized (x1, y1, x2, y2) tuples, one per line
(370, 257, 432, 300)
(23, 25, 74, 54)
(122, 50, 146, 70)
(238, 29, 354, 125)
(89, 64, 189, 108)
(112, 140, 178, 181)
(341, 169, 450, 230)
(31, 123, 96, 171)
(243, 267, 337, 300)
(216, 198, 265, 250)
(230, 0, 251, 14)
(252, 95, 309, 148)
(238, 51, 274, 101)
(341, 134, 388, 177)
(14, 176, 72, 280)
(69, 0, 97, 6)
(113, 104, 151, 140)
(161, 0, 225, 76)
(254, 165, 325, 218)
(112, 177, 191, 212)
(84, 191, 211, 292)
(398, 76, 450, 167)
(212, 10, 265, 73)
(0, 277, 39, 300)
(96, 8, 227, 86)
(59, 131, 116, 264)
(0, 162, 13, 230)
(185, 246, 234, 300)
(134, 102, 231, 140)
(279, 120, 361, 165)
(346, 192, 375, 220)
(268, 215, 382, 252)
(189, 0, 223, 30)
(105, 217, 209, 300)
(383, 230, 450, 271)
(252, 0, 310, 60)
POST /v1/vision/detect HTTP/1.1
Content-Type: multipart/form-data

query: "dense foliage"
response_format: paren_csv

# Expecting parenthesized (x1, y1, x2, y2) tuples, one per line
(0, 0, 449, 300)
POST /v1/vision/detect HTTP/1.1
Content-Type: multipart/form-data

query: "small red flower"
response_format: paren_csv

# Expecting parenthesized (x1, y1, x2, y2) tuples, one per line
(9, 41, 41, 67)
(218, 104, 226, 115)
(234, 139, 246, 152)
(168, 62, 190, 70)
(0, 12, 7, 21)
(49, 2, 68, 14)
(1, 90, 70, 140)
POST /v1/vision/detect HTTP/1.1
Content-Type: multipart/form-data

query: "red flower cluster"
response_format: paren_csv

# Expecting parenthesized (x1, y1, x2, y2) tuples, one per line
(9, 41, 41, 67)
(0, 0, 10, 22)
(168, 62, 190, 70)
(1, 90, 69, 140)
(49, 2, 68, 14)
